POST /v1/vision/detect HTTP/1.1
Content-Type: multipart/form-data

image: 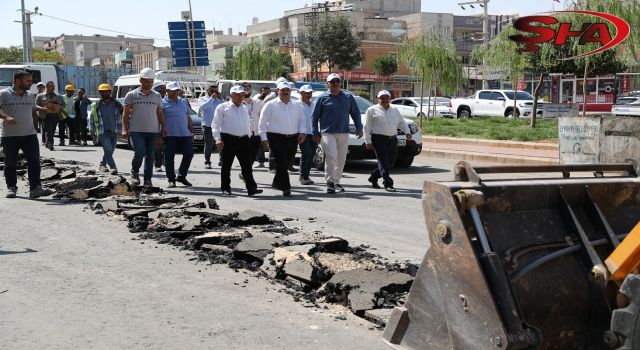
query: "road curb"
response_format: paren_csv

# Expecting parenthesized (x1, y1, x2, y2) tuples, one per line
(422, 136, 558, 151)
(421, 147, 559, 165)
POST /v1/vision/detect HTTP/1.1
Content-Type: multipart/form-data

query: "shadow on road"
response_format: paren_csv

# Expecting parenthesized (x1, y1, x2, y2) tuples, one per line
(0, 248, 38, 256)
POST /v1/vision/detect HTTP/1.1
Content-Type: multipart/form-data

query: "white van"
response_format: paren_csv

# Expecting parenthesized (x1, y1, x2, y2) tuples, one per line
(113, 74, 211, 99)
(217, 80, 278, 99)
(0, 64, 57, 93)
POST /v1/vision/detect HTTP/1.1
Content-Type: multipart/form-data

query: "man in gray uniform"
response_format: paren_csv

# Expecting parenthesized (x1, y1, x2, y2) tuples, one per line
(121, 68, 167, 187)
(0, 70, 51, 198)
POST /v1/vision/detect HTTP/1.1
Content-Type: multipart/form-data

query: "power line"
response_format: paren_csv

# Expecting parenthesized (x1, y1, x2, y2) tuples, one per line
(37, 12, 170, 42)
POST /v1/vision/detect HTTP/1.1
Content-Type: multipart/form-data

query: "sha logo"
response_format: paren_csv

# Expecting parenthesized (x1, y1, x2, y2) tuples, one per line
(509, 10, 630, 60)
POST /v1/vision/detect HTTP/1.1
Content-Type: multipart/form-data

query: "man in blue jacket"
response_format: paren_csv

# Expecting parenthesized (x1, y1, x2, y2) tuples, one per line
(311, 73, 363, 193)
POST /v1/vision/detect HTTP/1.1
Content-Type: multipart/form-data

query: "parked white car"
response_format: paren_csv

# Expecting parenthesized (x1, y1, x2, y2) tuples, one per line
(611, 96, 640, 116)
(450, 90, 545, 118)
(390, 97, 455, 118)
(291, 91, 423, 169)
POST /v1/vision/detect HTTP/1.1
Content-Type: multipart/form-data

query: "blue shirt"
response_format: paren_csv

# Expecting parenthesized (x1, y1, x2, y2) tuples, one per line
(97, 101, 118, 133)
(311, 90, 362, 136)
(198, 95, 224, 127)
(162, 97, 192, 137)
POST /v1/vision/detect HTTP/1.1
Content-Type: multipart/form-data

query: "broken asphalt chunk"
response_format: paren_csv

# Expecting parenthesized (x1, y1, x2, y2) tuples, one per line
(233, 236, 283, 264)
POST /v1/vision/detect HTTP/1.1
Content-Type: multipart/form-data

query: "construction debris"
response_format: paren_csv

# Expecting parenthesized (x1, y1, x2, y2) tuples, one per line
(3, 156, 414, 325)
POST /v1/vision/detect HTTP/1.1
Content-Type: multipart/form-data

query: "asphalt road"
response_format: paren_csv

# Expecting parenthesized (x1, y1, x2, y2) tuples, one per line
(1, 138, 464, 349)
(38, 140, 461, 264)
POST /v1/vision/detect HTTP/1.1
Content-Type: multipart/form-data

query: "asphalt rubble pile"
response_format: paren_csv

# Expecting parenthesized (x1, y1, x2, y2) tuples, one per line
(5, 156, 418, 327)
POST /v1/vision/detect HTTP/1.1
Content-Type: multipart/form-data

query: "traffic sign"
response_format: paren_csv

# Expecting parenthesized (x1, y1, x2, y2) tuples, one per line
(167, 20, 209, 67)
(169, 29, 207, 40)
(172, 48, 208, 59)
(170, 39, 207, 50)
(174, 57, 209, 67)
(168, 21, 205, 31)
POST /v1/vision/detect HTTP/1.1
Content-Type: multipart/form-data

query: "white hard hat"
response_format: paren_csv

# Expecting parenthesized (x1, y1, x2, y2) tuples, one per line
(166, 81, 180, 91)
(377, 90, 391, 98)
(277, 81, 292, 90)
(140, 67, 155, 80)
(299, 84, 313, 93)
(230, 85, 245, 94)
(326, 73, 341, 82)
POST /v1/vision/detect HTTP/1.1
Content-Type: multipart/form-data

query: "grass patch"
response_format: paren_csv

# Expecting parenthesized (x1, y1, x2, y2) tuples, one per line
(417, 116, 558, 142)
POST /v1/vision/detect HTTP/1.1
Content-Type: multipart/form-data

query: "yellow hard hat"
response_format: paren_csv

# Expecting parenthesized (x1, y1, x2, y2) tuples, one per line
(65, 84, 75, 91)
(98, 83, 112, 91)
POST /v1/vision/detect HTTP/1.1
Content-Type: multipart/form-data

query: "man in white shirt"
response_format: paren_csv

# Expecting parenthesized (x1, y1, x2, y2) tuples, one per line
(296, 84, 317, 185)
(240, 82, 262, 170)
(364, 90, 412, 192)
(259, 82, 306, 197)
(212, 85, 262, 196)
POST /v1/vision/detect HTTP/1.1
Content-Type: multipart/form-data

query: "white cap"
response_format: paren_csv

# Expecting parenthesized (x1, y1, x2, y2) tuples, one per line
(230, 85, 245, 94)
(326, 73, 341, 82)
(377, 90, 391, 98)
(166, 81, 180, 91)
(140, 67, 155, 80)
(277, 81, 292, 90)
(36, 82, 45, 87)
(276, 77, 288, 84)
(299, 84, 313, 93)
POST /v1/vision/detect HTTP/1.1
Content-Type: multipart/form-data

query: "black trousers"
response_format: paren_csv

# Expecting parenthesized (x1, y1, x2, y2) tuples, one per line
(68, 115, 87, 143)
(57, 118, 67, 142)
(370, 134, 399, 187)
(2, 134, 41, 190)
(43, 115, 58, 147)
(267, 132, 298, 192)
(220, 133, 257, 192)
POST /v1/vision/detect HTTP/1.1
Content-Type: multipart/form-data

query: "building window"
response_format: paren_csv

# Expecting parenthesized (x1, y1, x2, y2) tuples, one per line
(301, 58, 307, 69)
(389, 52, 398, 63)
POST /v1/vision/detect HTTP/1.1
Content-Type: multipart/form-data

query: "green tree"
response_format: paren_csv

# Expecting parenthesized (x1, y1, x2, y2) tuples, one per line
(472, 26, 529, 119)
(400, 33, 464, 127)
(298, 14, 363, 80)
(0, 46, 66, 64)
(372, 55, 399, 90)
(217, 41, 292, 80)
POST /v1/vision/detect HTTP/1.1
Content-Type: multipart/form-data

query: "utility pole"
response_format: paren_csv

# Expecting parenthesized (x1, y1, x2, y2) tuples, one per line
(16, 2, 39, 63)
(187, 0, 196, 73)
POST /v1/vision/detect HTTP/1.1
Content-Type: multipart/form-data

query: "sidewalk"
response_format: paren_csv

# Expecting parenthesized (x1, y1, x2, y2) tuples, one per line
(420, 136, 559, 165)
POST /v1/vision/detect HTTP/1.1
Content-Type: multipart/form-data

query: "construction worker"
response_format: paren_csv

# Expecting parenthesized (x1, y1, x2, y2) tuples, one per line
(0, 70, 52, 199)
(71, 88, 91, 146)
(89, 84, 123, 175)
(36, 81, 65, 151)
(162, 81, 194, 188)
(312, 73, 363, 193)
(258, 81, 306, 197)
(59, 84, 75, 146)
(122, 68, 167, 187)
(364, 90, 411, 192)
(212, 85, 262, 196)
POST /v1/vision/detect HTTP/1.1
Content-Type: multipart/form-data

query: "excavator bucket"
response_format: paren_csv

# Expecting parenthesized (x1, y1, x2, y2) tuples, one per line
(383, 162, 640, 350)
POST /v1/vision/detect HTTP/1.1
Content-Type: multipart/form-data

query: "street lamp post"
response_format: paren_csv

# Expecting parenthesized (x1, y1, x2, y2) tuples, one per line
(458, 0, 490, 89)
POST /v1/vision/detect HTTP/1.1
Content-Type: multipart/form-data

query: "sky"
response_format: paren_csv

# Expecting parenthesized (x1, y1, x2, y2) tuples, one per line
(1, 0, 564, 48)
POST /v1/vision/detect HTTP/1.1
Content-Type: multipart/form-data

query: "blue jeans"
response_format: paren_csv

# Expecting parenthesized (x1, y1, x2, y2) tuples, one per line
(98, 131, 118, 169)
(163, 136, 194, 182)
(299, 135, 317, 178)
(2, 134, 41, 190)
(130, 132, 159, 181)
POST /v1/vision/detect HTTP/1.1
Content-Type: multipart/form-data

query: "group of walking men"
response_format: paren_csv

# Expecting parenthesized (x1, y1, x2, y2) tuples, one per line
(2, 67, 413, 199)
(34, 81, 92, 150)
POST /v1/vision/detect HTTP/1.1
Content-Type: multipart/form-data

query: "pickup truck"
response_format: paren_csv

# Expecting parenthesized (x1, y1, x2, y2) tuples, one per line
(611, 96, 640, 116)
(450, 89, 544, 119)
